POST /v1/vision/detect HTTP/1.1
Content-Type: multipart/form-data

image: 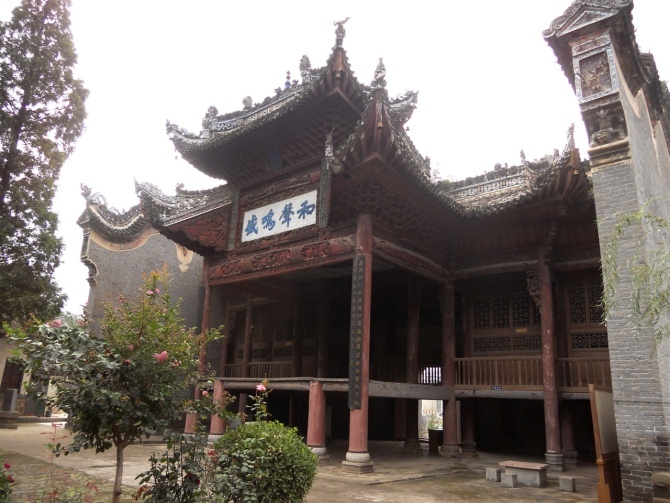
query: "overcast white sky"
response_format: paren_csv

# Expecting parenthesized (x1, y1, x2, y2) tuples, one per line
(2, 0, 669, 313)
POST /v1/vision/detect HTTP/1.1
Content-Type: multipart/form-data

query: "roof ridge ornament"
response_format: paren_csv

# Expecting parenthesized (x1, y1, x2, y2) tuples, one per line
(334, 17, 350, 48)
(372, 58, 386, 89)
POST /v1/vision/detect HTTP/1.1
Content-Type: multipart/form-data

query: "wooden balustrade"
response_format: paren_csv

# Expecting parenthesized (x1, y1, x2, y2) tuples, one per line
(221, 356, 612, 392)
(556, 357, 611, 391)
(455, 356, 543, 389)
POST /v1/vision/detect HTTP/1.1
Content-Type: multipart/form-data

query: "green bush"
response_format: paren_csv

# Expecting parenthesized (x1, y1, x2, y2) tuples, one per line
(212, 421, 317, 503)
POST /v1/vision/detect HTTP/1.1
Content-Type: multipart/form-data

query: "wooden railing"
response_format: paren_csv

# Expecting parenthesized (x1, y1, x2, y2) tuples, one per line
(222, 362, 292, 379)
(556, 357, 611, 391)
(222, 356, 612, 392)
(455, 356, 543, 389)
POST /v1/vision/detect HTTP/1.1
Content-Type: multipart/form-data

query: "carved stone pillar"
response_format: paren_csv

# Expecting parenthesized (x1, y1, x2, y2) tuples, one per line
(440, 282, 460, 458)
(402, 274, 422, 456)
(307, 380, 329, 463)
(343, 214, 374, 473)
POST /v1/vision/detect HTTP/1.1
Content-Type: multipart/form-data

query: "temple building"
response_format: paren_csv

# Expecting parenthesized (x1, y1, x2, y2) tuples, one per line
(77, 1, 669, 500)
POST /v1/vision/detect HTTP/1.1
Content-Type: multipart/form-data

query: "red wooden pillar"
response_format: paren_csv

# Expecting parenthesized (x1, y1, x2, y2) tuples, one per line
(539, 261, 564, 471)
(185, 263, 212, 434)
(307, 380, 329, 462)
(440, 282, 460, 458)
(343, 214, 374, 473)
(209, 380, 226, 437)
(461, 399, 477, 457)
(403, 274, 422, 455)
(560, 402, 578, 465)
(316, 287, 330, 378)
(218, 299, 231, 376)
(239, 294, 254, 418)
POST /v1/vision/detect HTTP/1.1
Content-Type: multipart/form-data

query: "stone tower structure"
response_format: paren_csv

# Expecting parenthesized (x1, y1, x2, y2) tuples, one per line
(546, 1, 670, 500)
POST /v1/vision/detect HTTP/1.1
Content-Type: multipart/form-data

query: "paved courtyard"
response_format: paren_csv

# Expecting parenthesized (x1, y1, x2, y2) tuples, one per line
(0, 422, 599, 502)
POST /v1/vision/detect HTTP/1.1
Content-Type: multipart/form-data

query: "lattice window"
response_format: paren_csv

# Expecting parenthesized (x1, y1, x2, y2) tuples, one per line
(274, 316, 294, 342)
(236, 349, 244, 360)
(571, 332, 609, 350)
(302, 345, 316, 357)
(474, 297, 491, 330)
(251, 348, 267, 360)
(492, 295, 510, 329)
(273, 347, 293, 359)
(253, 311, 269, 342)
(512, 334, 541, 351)
(512, 292, 531, 327)
(569, 287, 587, 324)
(473, 336, 512, 353)
(302, 301, 319, 340)
(588, 286, 603, 324)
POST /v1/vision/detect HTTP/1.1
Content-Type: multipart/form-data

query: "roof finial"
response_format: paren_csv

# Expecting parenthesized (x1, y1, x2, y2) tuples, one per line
(334, 17, 350, 48)
(372, 58, 387, 89)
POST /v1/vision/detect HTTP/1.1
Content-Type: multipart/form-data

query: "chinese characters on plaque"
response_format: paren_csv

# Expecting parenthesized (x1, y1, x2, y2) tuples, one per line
(241, 190, 317, 242)
(348, 255, 366, 409)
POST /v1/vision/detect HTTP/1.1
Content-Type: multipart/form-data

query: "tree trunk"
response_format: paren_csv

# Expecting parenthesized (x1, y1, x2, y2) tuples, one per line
(113, 443, 125, 503)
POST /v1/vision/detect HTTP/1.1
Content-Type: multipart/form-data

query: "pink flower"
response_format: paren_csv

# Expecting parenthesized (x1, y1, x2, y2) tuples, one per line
(4, 463, 10, 469)
(146, 290, 154, 296)
(128, 345, 134, 351)
(124, 359, 131, 364)
(201, 390, 209, 397)
(153, 350, 168, 363)
(7, 475, 14, 483)
(154, 288, 160, 294)
(256, 384, 266, 392)
(48, 320, 63, 328)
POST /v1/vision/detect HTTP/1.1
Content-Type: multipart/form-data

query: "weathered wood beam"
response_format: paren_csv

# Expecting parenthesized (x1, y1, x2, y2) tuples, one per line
(372, 238, 451, 284)
(369, 381, 450, 400)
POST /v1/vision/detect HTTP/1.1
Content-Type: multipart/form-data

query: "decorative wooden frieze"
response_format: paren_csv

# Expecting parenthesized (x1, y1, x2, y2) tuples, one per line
(525, 266, 541, 310)
(208, 235, 356, 284)
(372, 239, 450, 283)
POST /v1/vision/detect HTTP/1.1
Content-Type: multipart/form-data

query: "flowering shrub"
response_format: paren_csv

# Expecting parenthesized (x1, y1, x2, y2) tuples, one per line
(10, 268, 221, 503)
(0, 461, 15, 499)
(136, 382, 317, 503)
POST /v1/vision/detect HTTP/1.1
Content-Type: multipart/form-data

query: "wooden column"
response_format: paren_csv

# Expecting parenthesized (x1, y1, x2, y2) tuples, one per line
(461, 399, 477, 457)
(342, 213, 374, 473)
(239, 294, 254, 418)
(218, 299, 231, 376)
(185, 264, 212, 434)
(316, 287, 330, 378)
(307, 380, 329, 462)
(440, 282, 459, 458)
(403, 274, 422, 455)
(560, 402, 579, 465)
(539, 260, 564, 471)
(209, 380, 226, 437)
(291, 302, 303, 378)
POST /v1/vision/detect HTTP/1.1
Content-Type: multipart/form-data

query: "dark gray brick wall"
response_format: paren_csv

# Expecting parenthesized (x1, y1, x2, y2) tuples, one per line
(86, 232, 203, 333)
(591, 71, 670, 501)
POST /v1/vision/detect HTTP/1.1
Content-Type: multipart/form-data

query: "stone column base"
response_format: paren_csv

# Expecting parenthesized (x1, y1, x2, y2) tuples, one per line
(401, 440, 423, 456)
(439, 443, 461, 459)
(0, 411, 19, 429)
(461, 441, 478, 458)
(342, 451, 374, 473)
(310, 446, 330, 464)
(545, 451, 565, 472)
(563, 449, 579, 466)
(208, 434, 222, 443)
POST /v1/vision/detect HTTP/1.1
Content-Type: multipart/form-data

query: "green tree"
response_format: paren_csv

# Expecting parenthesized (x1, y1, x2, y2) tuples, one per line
(10, 270, 220, 503)
(0, 0, 88, 326)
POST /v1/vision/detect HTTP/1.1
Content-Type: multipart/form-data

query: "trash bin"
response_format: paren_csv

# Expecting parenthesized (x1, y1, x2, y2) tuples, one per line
(428, 429, 443, 455)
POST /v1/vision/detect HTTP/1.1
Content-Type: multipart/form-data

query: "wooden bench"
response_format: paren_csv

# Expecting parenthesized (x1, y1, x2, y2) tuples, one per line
(499, 460, 548, 487)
